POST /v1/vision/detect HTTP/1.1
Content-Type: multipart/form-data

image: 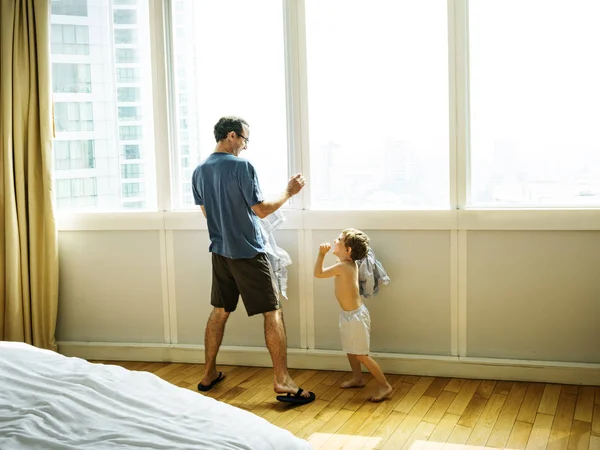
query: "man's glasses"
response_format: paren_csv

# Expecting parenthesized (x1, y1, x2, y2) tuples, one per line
(237, 132, 249, 144)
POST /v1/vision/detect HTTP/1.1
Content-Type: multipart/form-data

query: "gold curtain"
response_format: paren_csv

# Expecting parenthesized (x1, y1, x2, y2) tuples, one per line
(0, 0, 59, 351)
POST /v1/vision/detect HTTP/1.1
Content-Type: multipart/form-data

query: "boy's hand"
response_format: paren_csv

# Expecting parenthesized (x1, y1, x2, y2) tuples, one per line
(319, 243, 331, 255)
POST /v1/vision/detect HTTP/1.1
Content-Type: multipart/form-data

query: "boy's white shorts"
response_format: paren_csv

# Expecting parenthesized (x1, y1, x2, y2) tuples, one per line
(339, 304, 370, 355)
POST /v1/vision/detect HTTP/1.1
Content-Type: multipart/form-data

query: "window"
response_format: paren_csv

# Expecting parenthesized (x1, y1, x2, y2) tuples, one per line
(54, 140, 95, 170)
(122, 144, 141, 159)
(54, 102, 94, 132)
(116, 49, 138, 64)
(118, 106, 141, 121)
(51, 24, 89, 55)
(55, 178, 97, 210)
(121, 164, 144, 179)
(114, 0, 137, 4)
(117, 87, 141, 102)
(122, 182, 144, 197)
(119, 126, 143, 140)
(122, 201, 146, 209)
(52, 63, 91, 93)
(116, 68, 140, 83)
(305, 0, 449, 210)
(51, 0, 155, 212)
(51, 0, 87, 17)
(114, 9, 137, 25)
(115, 29, 137, 45)
(170, 0, 288, 208)
(469, 0, 600, 207)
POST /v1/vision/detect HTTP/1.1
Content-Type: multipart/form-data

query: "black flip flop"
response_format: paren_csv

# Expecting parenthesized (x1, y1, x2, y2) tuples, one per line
(197, 372, 225, 392)
(276, 388, 316, 405)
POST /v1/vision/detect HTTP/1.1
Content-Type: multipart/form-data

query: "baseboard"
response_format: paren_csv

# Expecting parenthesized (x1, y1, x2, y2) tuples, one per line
(57, 341, 600, 386)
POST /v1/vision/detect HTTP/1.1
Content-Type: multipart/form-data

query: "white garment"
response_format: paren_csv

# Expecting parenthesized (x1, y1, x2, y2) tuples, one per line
(358, 248, 390, 298)
(339, 304, 371, 355)
(259, 210, 292, 299)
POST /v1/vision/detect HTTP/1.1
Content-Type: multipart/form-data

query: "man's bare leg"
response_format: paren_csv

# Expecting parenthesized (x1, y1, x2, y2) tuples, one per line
(200, 307, 230, 386)
(340, 354, 367, 388)
(263, 309, 310, 398)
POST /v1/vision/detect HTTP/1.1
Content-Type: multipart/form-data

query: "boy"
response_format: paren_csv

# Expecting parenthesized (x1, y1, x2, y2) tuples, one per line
(314, 228, 393, 402)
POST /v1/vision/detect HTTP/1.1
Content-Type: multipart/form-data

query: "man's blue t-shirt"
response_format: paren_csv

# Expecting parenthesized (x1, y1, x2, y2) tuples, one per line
(191, 153, 265, 259)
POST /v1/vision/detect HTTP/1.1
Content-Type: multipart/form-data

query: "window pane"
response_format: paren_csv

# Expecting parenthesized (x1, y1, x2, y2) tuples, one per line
(52, 0, 87, 17)
(114, 29, 137, 44)
(469, 0, 600, 207)
(170, 0, 288, 208)
(51, 1, 156, 211)
(305, 0, 449, 210)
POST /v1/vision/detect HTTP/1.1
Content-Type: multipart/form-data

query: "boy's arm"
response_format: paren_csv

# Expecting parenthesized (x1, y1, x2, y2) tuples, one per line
(314, 243, 343, 278)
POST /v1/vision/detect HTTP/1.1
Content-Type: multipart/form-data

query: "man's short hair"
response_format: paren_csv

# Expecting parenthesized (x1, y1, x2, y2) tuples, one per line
(213, 116, 249, 142)
(342, 228, 370, 262)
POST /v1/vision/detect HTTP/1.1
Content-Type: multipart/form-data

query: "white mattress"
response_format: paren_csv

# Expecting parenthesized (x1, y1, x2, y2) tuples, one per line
(0, 342, 311, 450)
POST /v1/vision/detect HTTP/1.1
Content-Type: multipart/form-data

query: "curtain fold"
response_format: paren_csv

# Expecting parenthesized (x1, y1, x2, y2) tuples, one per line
(1, 0, 59, 351)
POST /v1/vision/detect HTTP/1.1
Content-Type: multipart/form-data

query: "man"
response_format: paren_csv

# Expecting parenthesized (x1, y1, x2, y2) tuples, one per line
(191, 116, 315, 405)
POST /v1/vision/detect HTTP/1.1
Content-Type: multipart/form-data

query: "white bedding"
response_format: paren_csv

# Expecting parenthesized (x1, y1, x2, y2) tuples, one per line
(0, 342, 311, 450)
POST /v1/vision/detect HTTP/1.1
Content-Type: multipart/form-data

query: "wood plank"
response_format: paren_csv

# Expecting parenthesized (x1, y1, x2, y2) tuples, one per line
(446, 379, 481, 416)
(476, 380, 497, 399)
(427, 412, 461, 444)
(443, 424, 472, 448)
(457, 394, 487, 428)
(593, 404, 600, 436)
(526, 413, 555, 450)
(590, 435, 600, 450)
(575, 387, 596, 423)
(518, 383, 547, 423)
(539, 384, 563, 415)
(380, 396, 436, 449)
(568, 420, 591, 450)
(422, 391, 457, 425)
(487, 381, 528, 448)
(506, 420, 534, 450)
(547, 392, 577, 450)
(308, 408, 355, 449)
(394, 377, 435, 414)
(424, 378, 451, 399)
(401, 421, 437, 450)
(444, 379, 465, 393)
(492, 380, 514, 396)
(465, 392, 507, 446)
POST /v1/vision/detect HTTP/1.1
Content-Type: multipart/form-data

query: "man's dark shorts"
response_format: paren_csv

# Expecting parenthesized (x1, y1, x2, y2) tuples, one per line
(211, 252, 280, 316)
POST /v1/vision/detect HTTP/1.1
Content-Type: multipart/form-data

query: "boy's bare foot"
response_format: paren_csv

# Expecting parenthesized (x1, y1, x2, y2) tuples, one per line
(369, 383, 393, 402)
(340, 378, 367, 389)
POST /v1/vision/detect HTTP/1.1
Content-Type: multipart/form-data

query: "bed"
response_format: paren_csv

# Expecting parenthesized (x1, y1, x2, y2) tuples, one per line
(0, 342, 312, 449)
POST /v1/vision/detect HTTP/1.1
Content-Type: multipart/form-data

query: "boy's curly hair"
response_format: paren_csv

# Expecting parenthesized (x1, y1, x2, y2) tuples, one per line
(341, 228, 370, 262)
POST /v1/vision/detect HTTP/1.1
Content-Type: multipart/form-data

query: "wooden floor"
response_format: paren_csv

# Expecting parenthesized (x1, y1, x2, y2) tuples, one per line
(100, 361, 600, 450)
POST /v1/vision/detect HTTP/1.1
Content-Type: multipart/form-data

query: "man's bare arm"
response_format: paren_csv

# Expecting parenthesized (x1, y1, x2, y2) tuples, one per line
(200, 205, 206, 218)
(251, 173, 305, 219)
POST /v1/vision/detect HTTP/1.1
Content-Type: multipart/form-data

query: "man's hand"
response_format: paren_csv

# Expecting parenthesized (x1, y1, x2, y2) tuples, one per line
(319, 243, 331, 255)
(286, 173, 306, 196)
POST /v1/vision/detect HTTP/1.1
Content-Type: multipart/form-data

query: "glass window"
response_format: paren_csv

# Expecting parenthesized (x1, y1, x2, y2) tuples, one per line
(51, 24, 89, 55)
(116, 48, 138, 64)
(116, 68, 140, 83)
(117, 87, 141, 102)
(114, 29, 137, 45)
(114, 9, 137, 25)
(51, 0, 87, 17)
(51, 0, 156, 212)
(118, 106, 141, 121)
(305, 0, 449, 210)
(469, 0, 600, 207)
(170, 0, 288, 208)
(54, 140, 95, 170)
(52, 63, 91, 93)
(122, 144, 141, 159)
(121, 164, 144, 179)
